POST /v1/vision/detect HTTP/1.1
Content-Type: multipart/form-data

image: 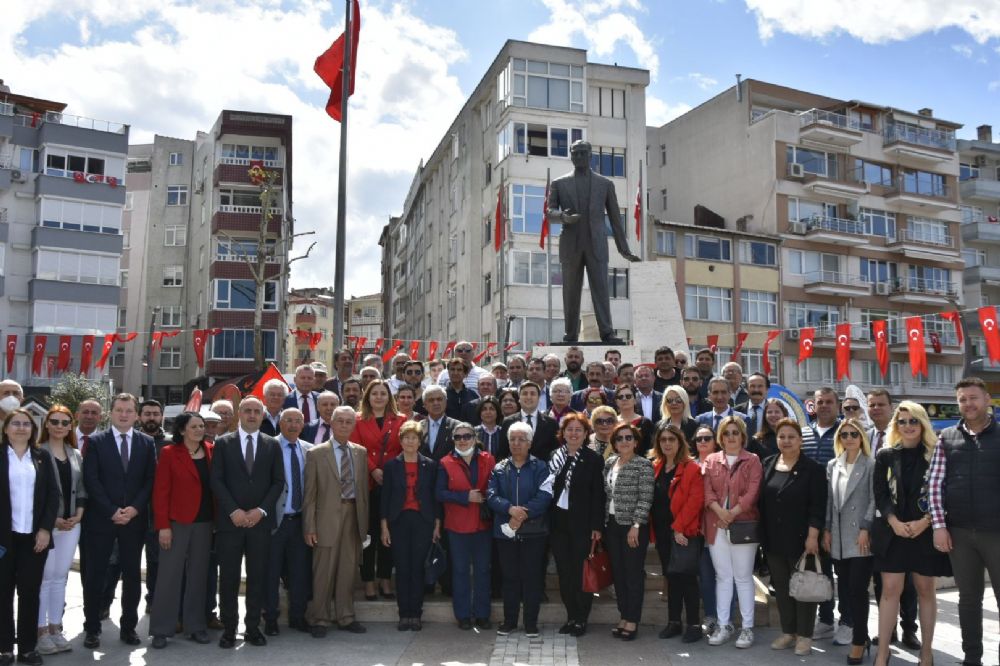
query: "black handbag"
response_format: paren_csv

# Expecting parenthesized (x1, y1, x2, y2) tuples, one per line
(728, 520, 760, 544)
(667, 535, 703, 575)
(424, 540, 447, 585)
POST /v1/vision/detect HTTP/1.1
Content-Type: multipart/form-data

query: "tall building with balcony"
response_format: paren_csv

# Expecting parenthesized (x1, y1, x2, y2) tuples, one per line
(118, 111, 293, 401)
(285, 286, 337, 371)
(648, 80, 965, 404)
(0, 85, 128, 394)
(381, 41, 648, 354)
(347, 292, 382, 357)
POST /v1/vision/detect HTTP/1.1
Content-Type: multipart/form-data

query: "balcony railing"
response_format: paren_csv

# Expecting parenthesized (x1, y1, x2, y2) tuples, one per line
(896, 228, 954, 248)
(218, 156, 284, 168)
(0, 208, 7, 224)
(797, 215, 866, 236)
(0, 102, 12, 117)
(883, 123, 956, 151)
(891, 277, 958, 297)
(798, 109, 859, 130)
(803, 271, 869, 287)
(13, 111, 127, 134)
(884, 175, 951, 200)
(218, 204, 283, 216)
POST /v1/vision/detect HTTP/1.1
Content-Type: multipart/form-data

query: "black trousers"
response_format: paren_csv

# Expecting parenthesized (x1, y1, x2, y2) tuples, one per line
(389, 511, 433, 618)
(216, 527, 271, 634)
(655, 536, 701, 626)
(872, 565, 918, 634)
(605, 520, 649, 624)
(767, 551, 820, 638)
(0, 533, 48, 654)
(265, 514, 312, 624)
(497, 537, 546, 628)
(834, 557, 875, 646)
(361, 487, 393, 581)
(948, 526, 1000, 665)
(551, 508, 594, 624)
(83, 524, 144, 635)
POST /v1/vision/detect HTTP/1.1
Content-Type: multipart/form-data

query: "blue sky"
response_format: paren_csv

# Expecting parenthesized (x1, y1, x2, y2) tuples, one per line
(3, 0, 999, 296)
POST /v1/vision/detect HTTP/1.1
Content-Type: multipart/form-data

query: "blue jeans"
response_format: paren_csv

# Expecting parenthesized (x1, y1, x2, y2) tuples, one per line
(448, 530, 492, 621)
(818, 554, 837, 625)
(699, 547, 717, 619)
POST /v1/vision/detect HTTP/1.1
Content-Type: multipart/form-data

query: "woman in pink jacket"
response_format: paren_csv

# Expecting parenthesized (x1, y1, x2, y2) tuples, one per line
(703, 415, 762, 650)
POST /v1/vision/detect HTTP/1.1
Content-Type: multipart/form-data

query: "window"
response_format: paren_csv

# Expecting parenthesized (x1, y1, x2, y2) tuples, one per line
(795, 357, 834, 383)
(685, 235, 731, 261)
(741, 349, 780, 378)
(655, 229, 675, 256)
(915, 364, 957, 388)
(961, 205, 985, 224)
(509, 316, 565, 352)
(848, 109, 876, 131)
(860, 258, 897, 284)
(160, 306, 182, 328)
(505, 58, 584, 113)
(211, 330, 277, 360)
(660, 188, 668, 210)
(159, 347, 181, 369)
(164, 225, 187, 246)
(853, 158, 893, 187)
(220, 144, 280, 166)
(43, 149, 121, 179)
(594, 87, 626, 118)
(860, 309, 900, 343)
(500, 122, 585, 160)
(162, 265, 183, 287)
(31, 301, 117, 335)
(483, 273, 492, 304)
(962, 248, 986, 266)
(924, 314, 959, 346)
(788, 198, 837, 223)
(510, 250, 560, 286)
(907, 265, 951, 293)
(741, 290, 777, 325)
(110, 346, 125, 368)
(219, 189, 262, 208)
(34, 249, 119, 285)
(18, 147, 38, 173)
(907, 217, 949, 245)
(786, 145, 835, 177)
(511, 184, 554, 234)
(859, 207, 897, 239)
(214, 279, 279, 310)
(685, 285, 732, 321)
(959, 163, 980, 181)
(738, 241, 776, 266)
(859, 360, 901, 386)
(589, 147, 626, 178)
(608, 268, 629, 299)
(786, 302, 841, 336)
(216, 238, 276, 261)
(660, 144, 666, 166)
(900, 168, 947, 197)
(168, 152, 183, 166)
(166, 186, 188, 206)
(39, 197, 122, 234)
(119, 269, 128, 287)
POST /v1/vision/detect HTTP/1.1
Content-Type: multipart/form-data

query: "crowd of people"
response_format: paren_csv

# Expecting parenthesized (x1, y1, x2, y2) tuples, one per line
(0, 342, 997, 666)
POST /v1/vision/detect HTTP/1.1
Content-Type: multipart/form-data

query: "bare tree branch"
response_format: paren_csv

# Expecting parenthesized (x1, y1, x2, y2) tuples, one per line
(286, 241, 318, 268)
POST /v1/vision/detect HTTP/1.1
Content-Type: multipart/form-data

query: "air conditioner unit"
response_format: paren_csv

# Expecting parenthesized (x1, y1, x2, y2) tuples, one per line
(789, 163, 806, 178)
(10, 169, 24, 183)
(787, 329, 800, 340)
(875, 282, 890, 296)
(789, 221, 807, 235)
(974, 154, 988, 167)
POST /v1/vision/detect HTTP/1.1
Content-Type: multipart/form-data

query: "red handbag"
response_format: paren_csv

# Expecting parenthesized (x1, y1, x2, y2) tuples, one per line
(582, 539, 613, 593)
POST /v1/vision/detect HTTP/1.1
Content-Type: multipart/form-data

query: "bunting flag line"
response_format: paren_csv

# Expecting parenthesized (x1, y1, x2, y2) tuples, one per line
(408, 340, 421, 359)
(95, 334, 115, 372)
(373, 337, 384, 355)
(905, 316, 927, 378)
(5, 335, 16, 374)
(441, 341, 457, 359)
(309, 332, 323, 351)
(428, 340, 439, 361)
(381, 339, 404, 364)
(80, 335, 94, 374)
(192, 329, 208, 369)
(835, 323, 851, 380)
(979, 305, 1000, 363)
(762, 330, 781, 376)
(353, 336, 367, 360)
(941, 311, 964, 346)
(730, 332, 748, 362)
(797, 327, 815, 365)
(57, 336, 71, 372)
(31, 336, 46, 376)
(873, 320, 889, 378)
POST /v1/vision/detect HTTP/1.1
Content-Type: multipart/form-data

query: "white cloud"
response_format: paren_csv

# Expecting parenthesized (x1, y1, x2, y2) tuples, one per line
(646, 95, 692, 126)
(685, 72, 719, 90)
(3, 1, 467, 297)
(952, 43, 974, 58)
(989, 80, 1000, 91)
(744, 0, 1000, 44)
(529, 0, 660, 79)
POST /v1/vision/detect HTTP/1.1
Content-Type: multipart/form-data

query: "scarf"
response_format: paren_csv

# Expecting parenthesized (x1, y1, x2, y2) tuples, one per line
(549, 444, 579, 502)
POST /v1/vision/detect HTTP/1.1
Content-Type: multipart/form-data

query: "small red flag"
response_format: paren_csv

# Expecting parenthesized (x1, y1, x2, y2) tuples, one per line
(373, 337, 384, 354)
(835, 323, 851, 380)
(313, 0, 360, 123)
(905, 317, 927, 377)
(428, 341, 439, 361)
(353, 336, 367, 358)
(929, 331, 942, 354)
(872, 320, 889, 377)
(762, 330, 781, 376)
(634, 168, 642, 240)
(150, 332, 164, 352)
(442, 341, 457, 359)
(80, 335, 94, 374)
(408, 340, 420, 359)
(95, 334, 115, 372)
(381, 339, 404, 364)
(5, 335, 16, 374)
(309, 332, 323, 351)
(31, 335, 46, 376)
(730, 332, 748, 362)
(706, 334, 719, 353)
(940, 311, 964, 346)
(57, 335, 72, 372)
(797, 327, 815, 365)
(185, 387, 203, 412)
(46, 357, 56, 377)
(474, 342, 497, 365)
(979, 306, 1000, 363)
(192, 329, 208, 369)
(250, 362, 291, 399)
(495, 177, 505, 252)
(539, 173, 551, 249)
(504, 341, 519, 352)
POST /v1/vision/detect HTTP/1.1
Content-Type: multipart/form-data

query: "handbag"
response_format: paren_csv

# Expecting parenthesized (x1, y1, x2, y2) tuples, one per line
(582, 539, 613, 593)
(728, 520, 759, 544)
(789, 553, 833, 603)
(667, 535, 703, 575)
(424, 540, 448, 586)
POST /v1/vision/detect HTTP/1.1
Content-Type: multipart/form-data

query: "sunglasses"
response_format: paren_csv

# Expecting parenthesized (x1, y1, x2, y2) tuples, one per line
(593, 417, 616, 426)
(896, 418, 920, 427)
(665, 398, 684, 405)
(453, 433, 475, 441)
(843, 405, 862, 412)
(48, 419, 72, 427)
(721, 430, 742, 437)
(839, 431, 861, 439)
(404, 369, 423, 375)
(694, 435, 715, 443)
(614, 435, 636, 442)
(615, 394, 634, 400)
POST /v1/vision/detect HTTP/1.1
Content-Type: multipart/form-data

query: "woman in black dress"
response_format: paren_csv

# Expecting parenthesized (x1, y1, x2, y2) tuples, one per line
(871, 401, 950, 666)
(748, 398, 788, 461)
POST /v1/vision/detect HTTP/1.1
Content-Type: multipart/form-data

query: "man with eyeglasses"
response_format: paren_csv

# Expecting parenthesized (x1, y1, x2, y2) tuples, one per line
(681, 367, 710, 417)
(497, 382, 558, 461)
(735, 373, 769, 439)
(721, 362, 749, 407)
(436, 341, 489, 392)
(386, 353, 411, 395)
(601, 362, 617, 391)
(673, 350, 689, 371)
(570, 362, 616, 411)
(695, 377, 747, 432)
(633, 365, 663, 423)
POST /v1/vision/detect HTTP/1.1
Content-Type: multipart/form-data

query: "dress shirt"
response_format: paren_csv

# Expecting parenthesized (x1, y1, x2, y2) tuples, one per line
(295, 391, 318, 423)
(537, 389, 550, 413)
(387, 376, 407, 395)
(871, 429, 886, 453)
(111, 427, 134, 462)
(314, 420, 333, 444)
(710, 408, 733, 430)
(263, 412, 280, 433)
(520, 409, 539, 434)
(331, 438, 352, 477)
(8, 447, 36, 534)
(637, 391, 654, 421)
(236, 427, 266, 516)
(427, 416, 443, 453)
(279, 435, 306, 515)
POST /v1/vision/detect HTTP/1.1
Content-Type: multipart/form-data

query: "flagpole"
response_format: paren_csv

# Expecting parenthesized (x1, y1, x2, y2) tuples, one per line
(331, 0, 352, 353)
(497, 168, 506, 363)
(638, 159, 645, 261)
(545, 168, 552, 345)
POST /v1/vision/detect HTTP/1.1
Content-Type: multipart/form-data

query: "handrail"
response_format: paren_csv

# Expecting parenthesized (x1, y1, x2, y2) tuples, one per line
(883, 123, 956, 151)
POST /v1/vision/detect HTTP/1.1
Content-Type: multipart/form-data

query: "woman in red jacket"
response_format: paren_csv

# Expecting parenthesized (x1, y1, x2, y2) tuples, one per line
(149, 411, 214, 648)
(649, 422, 705, 643)
(353, 379, 405, 600)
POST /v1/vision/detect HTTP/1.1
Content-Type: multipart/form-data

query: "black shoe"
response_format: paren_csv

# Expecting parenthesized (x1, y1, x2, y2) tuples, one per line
(847, 639, 872, 665)
(659, 622, 682, 639)
(380, 589, 396, 600)
(99, 607, 110, 621)
(0, 654, 11, 666)
(207, 614, 224, 630)
(244, 629, 266, 646)
(558, 622, 574, 634)
(524, 625, 539, 638)
(218, 633, 235, 649)
(188, 630, 211, 644)
(458, 619, 472, 630)
(289, 618, 311, 633)
(119, 630, 140, 646)
(15, 653, 42, 666)
(310, 625, 327, 639)
(682, 625, 704, 643)
(570, 622, 587, 637)
(620, 627, 638, 641)
(83, 634, 100, 649)
(411, 618, 422, 631)
(563, 335, 578, 343)
(398, 619, 411, 631)
(364, 594, 377, 601)
(264, 620, 280, 636)
(338, 621, 366, 634)
(475, 618, 492, 630)
(497, 622, 515, 636)
(900, 631, 921, 650)
(602, 336, 626, 345)
(151, 635, 167, 649)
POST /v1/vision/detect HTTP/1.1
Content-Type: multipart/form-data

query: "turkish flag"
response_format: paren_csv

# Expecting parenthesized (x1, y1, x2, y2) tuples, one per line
(373, 337, 384, 353)
(408, 340, 421, 359)
(80, 335, 95, 374)
(309, 332, 323, 351)
(941, 311, 964, 345)
(929, 331, 942, 354)
(475, 342, 497, 364)
(192, 329, 208, 368)
(835, 323, 851, 380)
(313, 0, 360, 122)
(706, 335, 719, 353)
(5, 335, 16, 374)
(872, 320, 889, 378)
(441, 341, 457, 359)
(207, 328, 223, 336)
(249, 362, 291, 399)
(634, 169, 642, 240)
(72, 171, 85, 183)
(57, 335, 72, 372)
(95, 334, 115, 371)
(495, 178, 505, 252)
(730, 332, 748, 362)
(797, 327, 815, 365)
(185, 387, 203, 412)
(762, 330, 781, 376)
(150, 332, 164, 352)
(539, 173, 551, 249)
(115, 332, 138, 343)
(381, 339, 404, 364)
(505, 341, 519, 352)
(979, 306, 1000, 363)
(31, 335, 46, 376)
(905, 316, 927, 378)
(353, 336, 367, 359)
(428, 340, 439, 361)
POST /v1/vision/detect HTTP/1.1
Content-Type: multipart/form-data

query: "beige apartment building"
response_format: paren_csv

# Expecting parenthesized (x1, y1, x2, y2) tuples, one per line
(648, 80, 965, 404)
(285, 287, 337, 371)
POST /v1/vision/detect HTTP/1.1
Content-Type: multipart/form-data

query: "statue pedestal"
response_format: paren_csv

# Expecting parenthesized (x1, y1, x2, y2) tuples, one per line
(536, 261, 687, 364)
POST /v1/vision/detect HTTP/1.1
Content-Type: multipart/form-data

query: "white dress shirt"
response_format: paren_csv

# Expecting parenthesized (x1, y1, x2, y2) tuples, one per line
(637, 391, 654, 420)
(237, 427, 260, 456)
(111, 427, 134, 461)
(8, 447, 36, 534)
(520, 409, 539, 434)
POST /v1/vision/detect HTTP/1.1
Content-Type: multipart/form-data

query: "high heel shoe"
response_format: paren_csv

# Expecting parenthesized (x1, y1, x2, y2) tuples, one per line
(872, 653, 892, 666)
(620, 627, 638, 641)
(847, 639, 872, 665)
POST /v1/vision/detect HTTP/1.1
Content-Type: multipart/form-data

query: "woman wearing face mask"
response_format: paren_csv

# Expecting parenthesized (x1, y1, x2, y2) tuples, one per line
(436, 422, 495, 631)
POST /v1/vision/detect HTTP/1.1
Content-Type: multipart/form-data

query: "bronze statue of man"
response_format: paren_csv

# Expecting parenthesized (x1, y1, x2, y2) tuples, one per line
(547, 140, 640, 344)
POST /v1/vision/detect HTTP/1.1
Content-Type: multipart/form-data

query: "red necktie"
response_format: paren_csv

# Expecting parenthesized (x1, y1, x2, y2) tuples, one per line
(81, 435, 90, 456)
(301, 394, 311, 422)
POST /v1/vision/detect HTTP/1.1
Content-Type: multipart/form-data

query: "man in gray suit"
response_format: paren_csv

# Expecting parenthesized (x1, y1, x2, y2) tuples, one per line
(547, 140, 639, 343)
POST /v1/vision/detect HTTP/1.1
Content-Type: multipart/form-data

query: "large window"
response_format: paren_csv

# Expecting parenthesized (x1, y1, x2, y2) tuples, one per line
(915, 364, 958, 388)
(741, 290, 778, 325)
(214, 279, 278, 310)
(854, 158, 893, 186)
(166, 186, 188, 206)
(685, 235, 731, 261)
(963, 248, 986, 267)
(43, 148, 123, 180)
(795, 357, 834, 383)
(211, 329, 277, 360)
(39, 197, 122, 234)
(860, 258, 897, 284)
(908, 265, 951, 292)
(860, 360, 901, 386)
(164, 225, 187, 246)
(509, 316, 565, 351)
(788, 198, 837, 223)
(220, 144, 280, 165)
(739, 240, 776, 266)
(510, 250, 560, 286)
(655, 229, 675, 256)
(860, 309, 900, 343)
(741, 349, 780, 378)
(216, 239, 276, 261)
(924, 314, 959, 346)
(498, 122, 584, 161)
(159, 347, 181, 369)
(161, 306, 182, 328)
(787, 145, 836, 177)
(959, 163, 980, 181)
(503, 58, 584, 113)
(901, 169, 947, 197)
(34, 249, 118, 286)
(907, 217, 949, 245)
(594, 87, 626, 118)
(163, 265, 183, 287)
(685, 285, 732, 321)
(859, 208, 896, 239)
(31, 301, 117, 335)
(589, 147, 626, 178)
(219, 188, 261, 208)
(510, 184, 553, 234)
(608, 268, 629, 299)
(786, 302, 841, 335)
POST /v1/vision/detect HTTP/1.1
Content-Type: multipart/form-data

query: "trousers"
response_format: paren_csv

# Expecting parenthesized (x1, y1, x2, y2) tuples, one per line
(38, 524, 80, 626)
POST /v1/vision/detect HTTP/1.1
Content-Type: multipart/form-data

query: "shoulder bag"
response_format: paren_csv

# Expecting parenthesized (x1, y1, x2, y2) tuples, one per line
(789, 553, 833, 603)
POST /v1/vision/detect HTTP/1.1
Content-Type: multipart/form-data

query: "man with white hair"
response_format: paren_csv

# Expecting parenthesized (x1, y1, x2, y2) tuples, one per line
(211, 399, 236, 435)
(436, 341, 489, 391)
(260, 379, 289, 438)
(721, 361, 749, 407)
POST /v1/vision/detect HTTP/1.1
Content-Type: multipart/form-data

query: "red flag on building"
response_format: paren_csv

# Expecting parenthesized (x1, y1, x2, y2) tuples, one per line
(730, 332, 748, 362)
(797, 327, 815, 365)
(495, 176, 505, 252)
(353, 336, 367, 358)
(428, 340, 439, 361)
(504, 341, 519, 352)
(5, 335, 16, 374)
(31, 336, 46, 376)
(940, 311, 964, 346)
(373, 337, 384, 354)
(313, 0, 360, 122)
(539, 172, 551, 249)
(474, 342, 497, 364)
(905, 316, 927, 378)
(633, 168, 642, 240)
(46, 357, 56, 378)
(150, 332, 164, 353)
(80, 335, 94, 374)
(57, 335, 72, 372)
(979, 306, 1000, 363)
(762, 330, 781, 376)
(192, 329, 208, 369)
(872, 320, 889, 377)
(381, 339, 404, 364)
(249, 362, 291, 399)
(442, 341, 457, 359)
(706, 335, 719, 353)
(95, 334, 115, 372)
(309, 332, 323, 351)
(185, 387, 203, 412)
(408, 340, 421, 359)
(115, 332, 138, 343)
(835, 323, 851, 380)
(929, 331, 942, 354)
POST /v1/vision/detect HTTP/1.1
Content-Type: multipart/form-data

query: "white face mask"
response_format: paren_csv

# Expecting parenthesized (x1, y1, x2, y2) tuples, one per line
(0, 396, 20, 413)
(457, 445, 476, 461)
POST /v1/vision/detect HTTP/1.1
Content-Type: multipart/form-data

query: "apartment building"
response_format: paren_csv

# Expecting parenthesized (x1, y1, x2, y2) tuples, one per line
(648, 80, 965, 403)
(347, 292, 382, 358)
(0, 84, 127, 395)
(118, 111, 293, 401)
(381, 40, 648, 354)
(285, 286, 337, 371)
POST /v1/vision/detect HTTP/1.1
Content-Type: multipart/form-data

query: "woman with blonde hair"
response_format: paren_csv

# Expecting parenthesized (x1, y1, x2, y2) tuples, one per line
(871, 401, 949, 666)
(588, 406, 619, 459)
(659, 386, 699, 448)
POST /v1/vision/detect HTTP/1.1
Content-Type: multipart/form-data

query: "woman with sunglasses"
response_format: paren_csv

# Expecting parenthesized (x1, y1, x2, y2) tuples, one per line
(614, 383, 653, 456)
(841, 398, 866, 424)
(871, 402, 950, 666)
(823, 418, 875, 664)
(748, 398, 789, 461)
(35, 407, 86, 656)
(660, 386, 699, 450)
(588, 406, 619, 459)
(583, 388, 609, 417)
(693, 425, 722, 637)
(603, 423, 654, 641)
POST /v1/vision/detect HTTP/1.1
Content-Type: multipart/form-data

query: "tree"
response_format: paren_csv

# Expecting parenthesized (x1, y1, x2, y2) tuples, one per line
(49, 373, 110, 416)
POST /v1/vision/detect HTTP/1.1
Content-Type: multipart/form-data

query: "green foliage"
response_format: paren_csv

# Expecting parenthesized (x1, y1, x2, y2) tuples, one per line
(48, 373, 110, 415)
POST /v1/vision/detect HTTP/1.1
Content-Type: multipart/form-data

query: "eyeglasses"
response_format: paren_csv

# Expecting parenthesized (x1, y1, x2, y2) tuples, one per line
(839, 431, 862, 440)
(721, 430, 742, 437)
(614, 434, 635, 442)
(694, 435, 715, 443)
(593, 417, 616, 426)
(615, 394, 634, 400)
(7, 421, 33, 429)
(843, 405, 862, 412)
(453, 433, 475, 441)
(665, 398, 684, 405)
(48, 419, 72, 427)
(404, 369, 423, 375)
(896, 418, 920, 427)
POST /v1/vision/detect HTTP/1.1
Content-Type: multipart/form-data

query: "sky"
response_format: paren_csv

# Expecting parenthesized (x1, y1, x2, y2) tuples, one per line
(4, 0, 1000, 298)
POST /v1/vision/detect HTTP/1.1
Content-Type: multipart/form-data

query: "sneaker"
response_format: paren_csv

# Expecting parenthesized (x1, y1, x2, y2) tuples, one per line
(35, 635, 58, 656)
(496, 622, 515, 636)
(703, 617, 719, 636)
(812, 621, 835, 640)
(49, 632, 71, 653)
(708, 624, 734, 646)
(795, 636, 813, 656)
(524, 625, 540, 638)
(735, 628, 754, 649)
(771, 633, 796, 650)
(833, 623, 853, 645)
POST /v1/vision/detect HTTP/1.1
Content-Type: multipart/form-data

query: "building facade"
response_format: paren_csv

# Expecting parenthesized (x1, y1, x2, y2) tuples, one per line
(0, 85, 127, 395)
(381, 41, 648, 356)
(648, 80, 965, 403)
(285, 286, 337, 371)
(347, 292, 382, 358)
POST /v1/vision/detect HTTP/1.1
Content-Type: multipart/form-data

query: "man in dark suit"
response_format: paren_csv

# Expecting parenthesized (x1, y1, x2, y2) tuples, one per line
(284, 364, 320, 425)
(418, 385, 458, 462)
(546, 141, 640, 344)
(462, 374, 498, 425)
(497, 382, 559, 461)
(82, 393, 156, 649)
(302, 391, 340, 445)
(323, 349, 356, 397)
(210, 396, 284, 648)
(633, 365, 663, 423)
(736, 372, 769, 439)
(260, 378, 288, 437)
(681, 367, 712, 417)
(443, 358, 479, 420)
(722, 361, 750, 407)
(695, 377, 748, 432)
(569, 361, 616, 411)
